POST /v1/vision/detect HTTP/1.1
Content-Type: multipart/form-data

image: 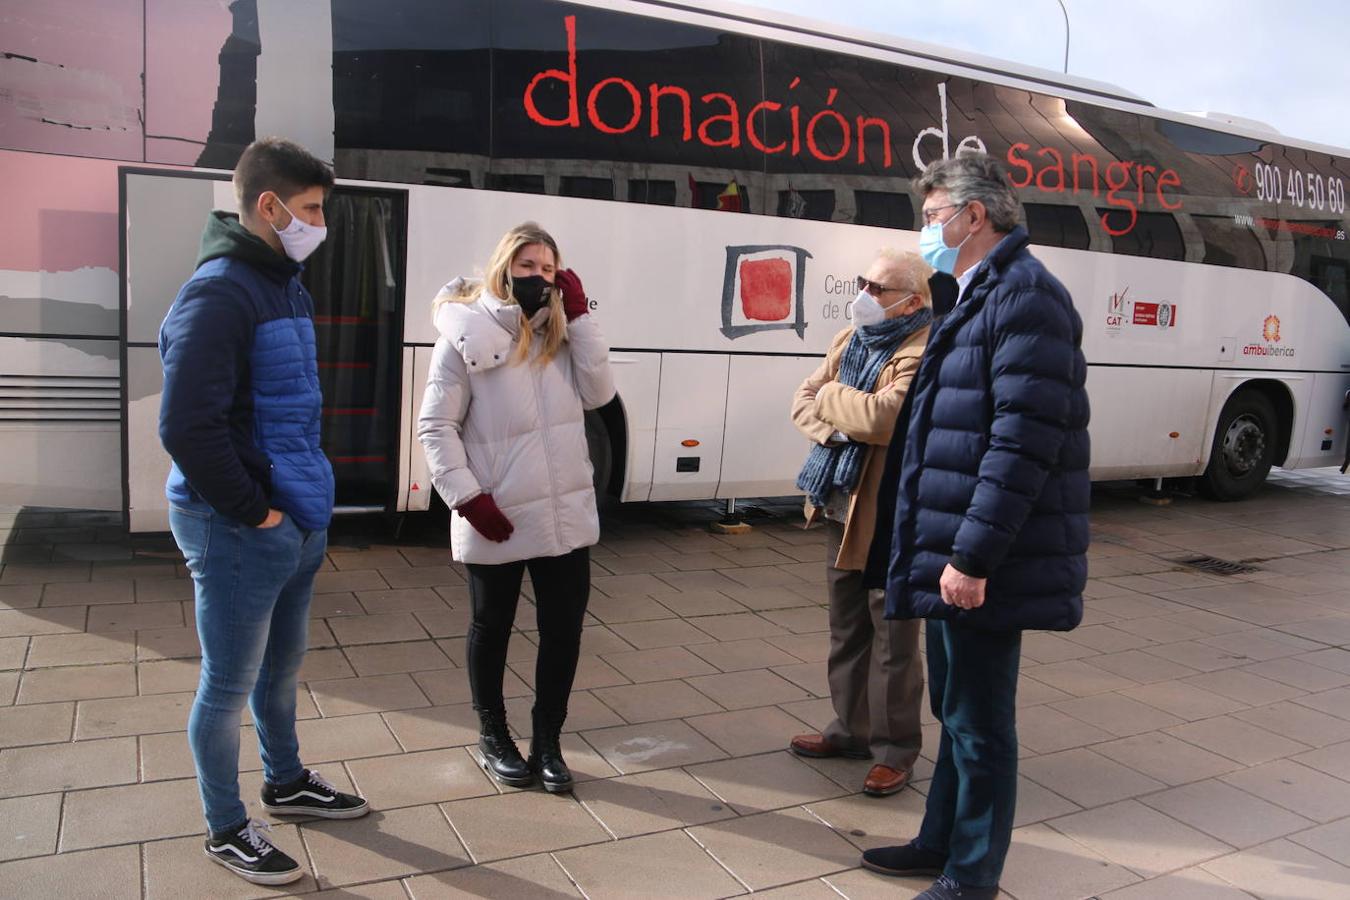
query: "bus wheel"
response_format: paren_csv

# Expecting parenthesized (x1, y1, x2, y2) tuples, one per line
(1198, 389, 1278, 501)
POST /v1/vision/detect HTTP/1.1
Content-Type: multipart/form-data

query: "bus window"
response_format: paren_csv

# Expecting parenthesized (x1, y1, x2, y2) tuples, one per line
(1311, 257, 1350, 326)
(560, 176, 615, 200)
(1100, 210, 1186, 261)
(1024, 203, 1090, 250)
(487, 173, 545, 194)
(628, 179, 677, 205)
(855, 191, 914, 229)
(1193, 214, 1267, 270)
(778, 189, 835, 221)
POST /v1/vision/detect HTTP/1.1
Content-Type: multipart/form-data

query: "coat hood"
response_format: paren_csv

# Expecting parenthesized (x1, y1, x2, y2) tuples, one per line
(196, 210, 300, 284)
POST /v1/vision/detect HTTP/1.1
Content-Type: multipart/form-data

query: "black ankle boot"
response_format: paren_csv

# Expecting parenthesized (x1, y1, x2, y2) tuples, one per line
(477, 708, 533, 787)
(529, 708, 573, 793)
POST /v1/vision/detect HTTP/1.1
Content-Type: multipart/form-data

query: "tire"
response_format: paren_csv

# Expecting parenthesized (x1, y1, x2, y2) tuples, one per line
(584, 409, 613, 500)
(1198, 389, 1278, 501)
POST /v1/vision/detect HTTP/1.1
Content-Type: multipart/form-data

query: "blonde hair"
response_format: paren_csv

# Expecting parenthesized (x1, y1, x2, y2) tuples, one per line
(875, 248, 935, 307)
(434, 222, 568, 366)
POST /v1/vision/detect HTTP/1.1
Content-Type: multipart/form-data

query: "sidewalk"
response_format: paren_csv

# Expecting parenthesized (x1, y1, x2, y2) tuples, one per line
(1, 474, 1348, 899)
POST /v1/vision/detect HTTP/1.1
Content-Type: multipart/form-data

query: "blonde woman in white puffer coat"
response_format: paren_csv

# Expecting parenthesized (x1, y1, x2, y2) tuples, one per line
(417, 222, 614, 794)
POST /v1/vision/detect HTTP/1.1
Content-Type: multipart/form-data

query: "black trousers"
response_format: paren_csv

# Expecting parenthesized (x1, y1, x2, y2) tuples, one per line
(464, 546, 590, 716)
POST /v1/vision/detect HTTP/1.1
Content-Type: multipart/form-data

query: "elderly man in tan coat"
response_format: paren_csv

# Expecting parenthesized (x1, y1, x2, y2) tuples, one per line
(789, 248, 932, 797)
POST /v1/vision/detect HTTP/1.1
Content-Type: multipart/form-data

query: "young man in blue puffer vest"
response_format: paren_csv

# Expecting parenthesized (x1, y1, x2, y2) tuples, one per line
(159, 137, 368, 887)
(861, 151, 1091, 900)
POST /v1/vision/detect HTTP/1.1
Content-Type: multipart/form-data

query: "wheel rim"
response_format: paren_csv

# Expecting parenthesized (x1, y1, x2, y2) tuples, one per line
(1220, 413, 1267, 477)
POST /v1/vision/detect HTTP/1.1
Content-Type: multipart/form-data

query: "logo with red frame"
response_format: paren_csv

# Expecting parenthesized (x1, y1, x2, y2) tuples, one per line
(1106, 288, 1176, 336)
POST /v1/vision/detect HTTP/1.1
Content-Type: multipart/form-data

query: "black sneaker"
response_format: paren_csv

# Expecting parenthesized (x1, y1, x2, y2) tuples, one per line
(861, 841, 949, 877)
(261, 768, 369, 819)
(204, 819, 303, 885)
(915, 874, 1000, 899)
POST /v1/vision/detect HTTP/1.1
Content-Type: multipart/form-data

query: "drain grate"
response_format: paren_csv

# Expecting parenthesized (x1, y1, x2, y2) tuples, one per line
(1176, 555, 1261, 576)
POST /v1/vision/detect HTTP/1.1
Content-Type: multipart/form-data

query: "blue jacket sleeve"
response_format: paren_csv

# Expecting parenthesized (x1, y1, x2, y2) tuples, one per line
(950, 287, 1076, 577)
(158, 277, 271, 526)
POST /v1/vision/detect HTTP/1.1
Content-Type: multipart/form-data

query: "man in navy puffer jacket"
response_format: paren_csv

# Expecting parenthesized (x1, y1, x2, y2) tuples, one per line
(860, 153, 1090, 900)
(160, 138, 367, 887)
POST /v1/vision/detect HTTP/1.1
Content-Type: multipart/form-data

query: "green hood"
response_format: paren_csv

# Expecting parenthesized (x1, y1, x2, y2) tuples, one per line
(196, 210, 301, 283)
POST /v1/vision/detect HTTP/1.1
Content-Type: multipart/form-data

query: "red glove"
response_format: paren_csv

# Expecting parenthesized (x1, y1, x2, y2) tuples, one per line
(457, 493, 513, 542)
(555, 268, 589, 321)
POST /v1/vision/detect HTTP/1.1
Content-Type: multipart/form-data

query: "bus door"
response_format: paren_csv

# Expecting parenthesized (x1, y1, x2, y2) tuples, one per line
(120, 168, 408, 532)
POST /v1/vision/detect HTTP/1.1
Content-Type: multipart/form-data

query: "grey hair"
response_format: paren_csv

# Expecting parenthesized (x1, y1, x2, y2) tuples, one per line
(874, 248, 934, 307)
(917, 151, 1020, 232)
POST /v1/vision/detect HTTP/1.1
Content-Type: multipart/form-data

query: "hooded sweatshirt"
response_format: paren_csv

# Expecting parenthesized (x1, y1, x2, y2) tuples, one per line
(158, 211, 334, 530)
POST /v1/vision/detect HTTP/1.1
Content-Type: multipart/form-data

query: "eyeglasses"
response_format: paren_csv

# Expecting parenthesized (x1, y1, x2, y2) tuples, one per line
(857, 275, 909, 296)
(921, 203, 964, 226)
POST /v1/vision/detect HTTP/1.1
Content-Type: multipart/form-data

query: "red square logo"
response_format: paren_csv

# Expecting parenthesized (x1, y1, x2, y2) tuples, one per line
(739, 258, 793, 321)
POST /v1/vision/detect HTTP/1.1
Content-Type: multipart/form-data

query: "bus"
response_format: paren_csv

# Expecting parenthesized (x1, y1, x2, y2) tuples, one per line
(2, 0, 1346, 532)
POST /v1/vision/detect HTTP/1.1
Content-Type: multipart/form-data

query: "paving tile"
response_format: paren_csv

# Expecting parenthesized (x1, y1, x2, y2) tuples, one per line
(1047, 799, 1232, 877)
(310, 591, 366, 619)
(1020, 748, 1166, 808)
(348, 747, 494, 809)
(575, 767, 736, 838)
(404, 853, 582, 898)
(0, 792, 60, 861)
(0, 562, 92, 586)
(770, 662, 829, 696)
(687, 751, 848, 814)
(686, 669, 810, 710)
(0, 637, 26, 671)
(1092, 732, 1241, 786)
(328, 611, 430, 645)
(688, 637, 803, 673)
(553, 829, 745, 899)
(60, 776, 203, 850)
(136, 625, 201, 660)
(1140, 778, 1316, 848)
(1293, 685, 1350, 720)
(1165, 714, 1311, 765)
(328, 549, 411, 572)
(0, 701, 73, 747)
(1100, 867, 1258, 898)
(1012, 775, 1082, 827)
(591, 679, 723, 723)
(1201, 839, 1350, 899)
(442, 790, 610, 863)
(1233, 701, 1350, 748)
(686, 705, 814, 756)
(1017, 704, 1116, 754)
(86, 600, 183, 633)
(1242, 656, 1350, 692)
(41, 579, 133, 607)
(822, 868, 930, 899)
(132, 578, 195, 603)
(136, 658, 202, 695)
(1221, 759, 1350, 823)
(1119, 681, 1247, 720)
(0, 734, 137, 797)
(309, 673, 431, 717)
(0, 606, 88, 638)
(607, 618, 718, 649)
(16, 661, 137, 704)
(305, 804, 469, 887)
(1088, 649, 1202, 684)
(0, 844, 140, 899)
(1183, 668, 1306, 705)
(142, 824, 317, 900)
(805, 789, 929, 851)
(1050, 693, 1184, 737)
(997, 822, 1141, 900)
(1023, 659, 1139, 696)
(1289, 816, 1350, 865)
(75, 691, 192, 739)
(689, 806, 857, 890)
(651, 589, 746, 617)
(138, 727, 254, 782)
(344, 640, 452, 677)
(585, 594, 677, 624)
(583, 718, 728, 774)
(355, 587, 448, 616)
(601, 645, 719, 683)
(314, 568, 390, 594)
(0, 585, 41, 611)
(1294, 739, 1350, 781)
(383, 702, 481, 752)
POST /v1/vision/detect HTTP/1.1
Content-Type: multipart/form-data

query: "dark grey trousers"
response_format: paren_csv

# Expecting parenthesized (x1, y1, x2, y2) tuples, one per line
(820, 520, 924, 771)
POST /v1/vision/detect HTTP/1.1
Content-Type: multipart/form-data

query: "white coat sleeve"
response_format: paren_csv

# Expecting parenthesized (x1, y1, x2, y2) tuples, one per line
(566, 314, 616, 410)
(417, 337, 482, 508)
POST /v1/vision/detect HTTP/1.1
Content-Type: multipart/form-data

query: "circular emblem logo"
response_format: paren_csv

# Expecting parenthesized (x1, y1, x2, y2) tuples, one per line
(1157, 302, 1172, 329)
(1262, 315, 1281, 343)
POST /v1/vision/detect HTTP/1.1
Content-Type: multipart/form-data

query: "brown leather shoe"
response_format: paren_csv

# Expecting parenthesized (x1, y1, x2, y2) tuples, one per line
(789, 733, 871, 760)
(863, 764, 909, 796)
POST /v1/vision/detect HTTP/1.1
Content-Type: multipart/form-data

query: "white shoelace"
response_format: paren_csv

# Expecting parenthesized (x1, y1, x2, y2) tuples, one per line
(238, 819, 276, 857)
(306, 769, 338, 794)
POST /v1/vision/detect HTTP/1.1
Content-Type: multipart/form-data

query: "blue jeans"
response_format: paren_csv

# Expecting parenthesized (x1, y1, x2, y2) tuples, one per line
(916, 619, 1022, 888)
(170, 501, 326, 833)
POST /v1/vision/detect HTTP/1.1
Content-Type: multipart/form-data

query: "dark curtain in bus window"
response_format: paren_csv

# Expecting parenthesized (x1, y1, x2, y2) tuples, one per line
(1288, 220, 1350, 328)
(628, 179, 677, 205)
(302, 192, 406, 508)
(1024, 203, 1090, 251)
(560, 176, 615, 200)
(855, 191, 914, 230)
(1192, 214, 1267, 270)
(489, 0, 764, 185)
(1100, 210, 1186, 261)
(329, 0, 490, 183)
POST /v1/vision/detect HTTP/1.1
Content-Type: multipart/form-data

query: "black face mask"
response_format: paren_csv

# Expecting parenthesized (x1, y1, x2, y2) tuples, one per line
(510, 275, 552, 316)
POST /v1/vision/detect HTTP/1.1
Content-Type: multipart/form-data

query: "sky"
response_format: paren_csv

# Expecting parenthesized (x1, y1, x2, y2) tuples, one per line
(732, 0, 1350, 152)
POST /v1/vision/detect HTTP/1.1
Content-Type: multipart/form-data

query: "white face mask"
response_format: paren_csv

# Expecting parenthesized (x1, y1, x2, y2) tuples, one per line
(850, 289, 911, 328)
(270, 196, 327, 262)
